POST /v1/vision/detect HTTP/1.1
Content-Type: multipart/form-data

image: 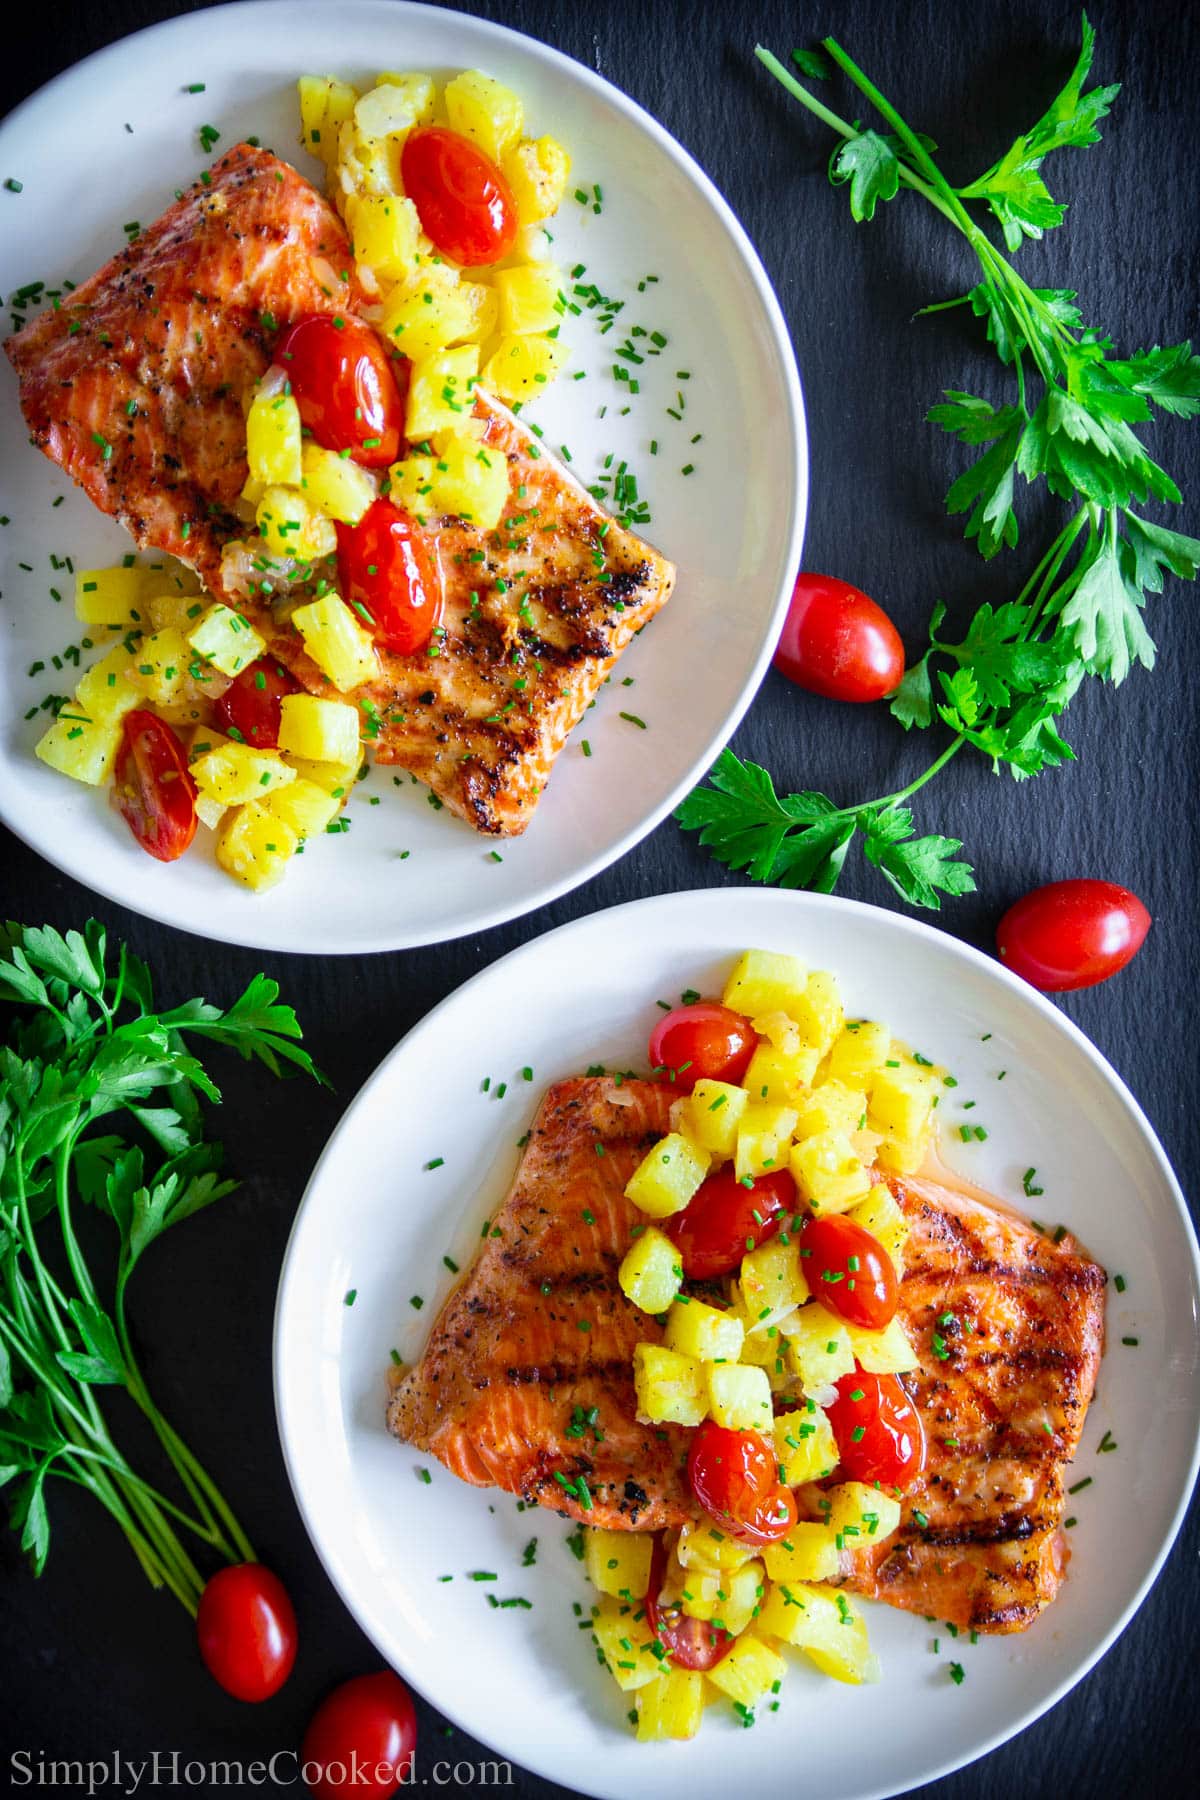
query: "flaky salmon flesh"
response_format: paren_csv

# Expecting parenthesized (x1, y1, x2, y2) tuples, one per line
(389, 1078, 1106, 1633)
(4, 145, 675, 836)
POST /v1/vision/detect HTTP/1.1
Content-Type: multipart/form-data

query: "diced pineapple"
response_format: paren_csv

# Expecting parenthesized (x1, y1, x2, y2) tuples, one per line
(297, 75, 358, 165)
(128, 628, 190, 710)
(743, 1042, 816, 1106)
(385, 451, 438, 521)
(719, 1558, 767, 1637)
(760, 1583, 879, 1684)
(618, 1226, 682, 1315)
(345, 192, 421, 281)
(256, 486, 337, 563)
(869, 1063, 937, 1142)
(845, 1315, 919, 1375)
(494, 262, 563, 335)
(34, 710, 123, 787)
(459, 279, 499, 342)
(791, 971, 845, 1055)
(789, 1130, 872, 1215)
(335, 118, 398, 200)
(826, 1481, 903, 1548)
(635, 1668, 704, 1742)
(705, 1363, 773, 1432)
(874, 1136, 927, 1176)
(593, 1598, 663, 1692)
(676, 1561, 722, 1622)
(735, 1321, 791, 1388)
(733, 1102, 797, 1183)
(677, 1079, 749, 1157)
(187, 603, 266, 678)
(426, 431, 510, 529)
(784, 1304, 855, 1389)
(722, 949, 807, 1020)
(406, 345, 479, 441)
(76, 645, 143, 724)
(291, 594, 378, 693)
(246, 389, 303, 488)
(280, 744, 365, 796)
(675, 1520, 758, 1574)
(298, 443, 378, 528)
(763, 1525, 841, 1588)
(795, 1081, 869, 1140)
(625, 1132, 709, 1219)
(480, 332, 569, 402)
(632, 1344, 706, 1427)
(773, 1407, 838, 1487)
(704, 1633, 787, 1710)
(845, 1187, 910, 1270)
(381, 265, 476, 360)
(145, 591, 205, 634)
(663, 1297, 744, 1363)
(191, 742, 296, 807)
(828, 1020, 892, 1086)
(444, 69, 524, 164)
(277, 694, 361, 765)
(373, 71, 437, 121)
(354, 79, 433, 144)
(738, 1238, 808, 1331)
(73, 565, 148, 627)
(584, 1528, 653, 1600)
(215, 802, 299, 893)
(264, 777, 342, 840)
(502, 135, 571, 223)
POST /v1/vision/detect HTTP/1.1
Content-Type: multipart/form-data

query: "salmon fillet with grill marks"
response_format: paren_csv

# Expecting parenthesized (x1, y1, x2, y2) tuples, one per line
(386, 1077, 694, 1530)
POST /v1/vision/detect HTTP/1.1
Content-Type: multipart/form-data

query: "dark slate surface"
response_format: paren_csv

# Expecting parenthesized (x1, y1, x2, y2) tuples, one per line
(2, 1, 1197, 1794)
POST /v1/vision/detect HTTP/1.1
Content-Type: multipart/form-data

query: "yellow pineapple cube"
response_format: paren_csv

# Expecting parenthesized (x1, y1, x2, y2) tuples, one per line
(280, 745, 364, 796)
(186, 603, 266, 678)
(299, 443, 378, 527)
(480, 332, 569, 402)
(784, 1305, 855, 1388)
(191, 742, 296, 807)
(763, 1524, 841, 1586)
(215, 802, 299, 892)
(791, 971, 845, 1055)
(406, 345, 479, 441)
(593, 1598, 663, 1692)
(128, 628, 190, 710)
(705, 1363, 773, 1431)
(426, 431, 510, 529)
(73, 565, 148, 627)
(618, 1226, 682, 1315)
(635, 1668, 704, 1741)
(704, 1633, 786, 1710)
(743, 1042, 816, 1106)
(256, 487, 337, 563)
(795, 1081, 869, 1140)
(503, 135, 571, 223)
(584, 1528, 653, 1600)
(291, 594, 378, 693)
(335, 119, 398, 200)
(385, 451, 438, 522)
(722, 949, 807, 1019)
(264, 777, 342, 840)
(737, 1238, 808, 1331)
(761, 1584, 879, 1684)
(345, 192, 421, 280)
(717, 1558, 767, 1637)
(145, 590, 204, 634)
(75, 645, 143, 724)
(874, 1135, 927, 1176)
(277, 695, 361, 765)
(733, 1102, 797, 1182)
(381, 267, 476, 360)
(678, 1079, 749, 1157)
(494, 263, 563, 335)
(826, 1481, 903, 1548)
(736, 1321, 791, 1387)
(789, 1131, 872, 1214)
(663, 1297, 744, 1363)
(869, 1063, 937, 1142)
(625, 1133, 709, 1219)
(373, 72, 436, 120)
(773, 1407, 838, 1487)
(246, 389, 303, 488)
(34, 710, 123, 787)
(675, 1520, 758, 1574)
(845, 1315, 918, 1375)
(459, 279, 499, 342)
(632, 1343, 706, 1427)
(297, 75, 357, 164)
(444, 69, 524, 164)
(828, 1020, 892, 1086)
(845, 1187, 910, 1270)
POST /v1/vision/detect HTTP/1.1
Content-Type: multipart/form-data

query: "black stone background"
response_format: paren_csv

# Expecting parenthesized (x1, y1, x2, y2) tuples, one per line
(1, 2, 1197, 1796)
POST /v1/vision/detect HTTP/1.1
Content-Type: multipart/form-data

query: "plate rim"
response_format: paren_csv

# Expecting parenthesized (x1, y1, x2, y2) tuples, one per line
(0, 0, 808, 956)
(273, 884, 1200, 1799)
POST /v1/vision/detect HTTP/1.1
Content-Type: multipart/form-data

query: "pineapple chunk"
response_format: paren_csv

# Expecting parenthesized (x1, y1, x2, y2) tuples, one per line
(593, 1598, 663, 1692)
(733, 1102, 797, 1183)
(215, 802, 299, 893)
(297, 75, 357, 164)
(480, 332, 569, 402)
(584, 1528, 653, 1600)
(34, 710, 123, 787)
(345, 192, 421, 281)
(828, 1020, 892, 1086)
(845, 1315, 919, 1375)
(677, 1079, 748, 1157)
(791, 971, 845, 1055)
(845, 1187, 910, 1270)
(743, 1042, 815, 1106)
(336, 118, 398, 200)
(675, 1520, 758, 1574)
(191, 743, 295, 807)
(663, 1297, 744, 1363)
(459, 279, 499, 342)
(736, 1321, 791, 1388)
(618, 1226, 682, 1315)
(264, 777, 342, 840)
(281, 745, 364, 796)
(73, 565, 148, 627)
(299, 443, 378, 526)
(373, 72, 436, 122)
(256, 486, 337, 563)
(405, 345, 479, 440)
(187, 603, 266, 678)
(76, 645, 143, 724)
(625, 1132, 709, 1219)
(494, 262, 563, 335)
(874, 1135, 927, 1176)
(718, 1558, 767, 1636)
(145, 591, 205, 634)
(635, 1668, 704, 1742)
(381, 267, 476, 360)
(354, 79, 432, 142)
(632, 1343, 706, 1427)
(759, 1583, 879, 1684)
(503, 135, 571, 223)
(704, 1634, 786, 1710)
(795, 1081, 869, 1140)
(676, 1561, 723, 1622)
(738, 1238, 808, 1332)
(385, 451, 439, 522)
(722, 949, 807, 1019)
(705, 1363, 773, 1431)
(789, 1130, 872, 1215)
(773, 1406, 838, 1487)
(291, 594, 378, 693)
(427, 431, 510, 529)
(246, 389, 303, 488)
(277, 695, 361, 765)
(763, 1523, 841, 1586)
(826, 1481, 903, 1548)
(444, 69, 524, 164)
(869, 1063, 937, 1142)
(785, 1304, 855, 1389)
(128, 628, 190, 710)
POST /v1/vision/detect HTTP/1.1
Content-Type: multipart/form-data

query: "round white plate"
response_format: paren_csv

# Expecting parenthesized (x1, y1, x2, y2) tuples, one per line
(274, 887, 1200, 1800)
(0, 1, 805, 953)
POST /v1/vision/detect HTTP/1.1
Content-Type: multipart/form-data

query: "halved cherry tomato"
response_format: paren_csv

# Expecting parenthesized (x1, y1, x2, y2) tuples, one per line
(801, 1213, 899, 1330)
(113, 710, 197, 863)
(996, 879, 1151, 992)
(666, 1167, 795, 1281)
(301, 1671, 417, 1798)
(648, 1001, 757, 1093)
(196, 1563, 297, 1702)
(773, 572, 904, 702)
(642, 1534, 732, 1672)
(336, 499, 443, 656)
(400, 126, 518, 267)
(827, 1369, 925, 1489)
(276, 315, 406, 467)
(687, 1420, 797, 1545)
(214, 657, 303, 749)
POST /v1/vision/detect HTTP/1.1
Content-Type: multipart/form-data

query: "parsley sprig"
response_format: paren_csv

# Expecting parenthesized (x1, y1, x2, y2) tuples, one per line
(678, 19, 1200, 909)
(0, 921, 323, 1610)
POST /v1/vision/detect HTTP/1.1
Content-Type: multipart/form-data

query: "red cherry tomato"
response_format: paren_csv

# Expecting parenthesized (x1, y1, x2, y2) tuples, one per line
(275, 315, 405, 467)
(827, 1369, 925, 1489)
(643, 1534, 732, 1671)
(196, 1563, 297, 1702)
(773, 572, 905, 702)
(687, 1420, 797, 1545)
(666, 1168, 795, 1281)
(400, 126, 518, 267)
(801, 1213, 899, 1331)
(113, 710, 198, 863)
(214, 657, 303, 749)
(648, 1001, 757, 1092)
(996, 879, 1151, 993)
(301, 1672, 417, 1799)
(336, 500, 443, 656)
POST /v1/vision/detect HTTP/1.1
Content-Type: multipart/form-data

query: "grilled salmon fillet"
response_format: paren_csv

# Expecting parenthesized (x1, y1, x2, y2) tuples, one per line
(839, 1170, 1106, 1632)
(5, 145, 675, 835)
(387, 1077, 694, 1530)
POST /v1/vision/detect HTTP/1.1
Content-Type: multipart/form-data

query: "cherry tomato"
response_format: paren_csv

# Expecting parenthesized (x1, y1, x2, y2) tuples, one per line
(773, 572, 905, 702)
(687, 1420, 797, 1545)
(827, 1369, 925, 1489)
(801, 1213, 899, 1330)
(336, 500, 443, 656)
(996, 879, 1151, 992)
(196, 1563, 297, 1702)
(301, 1672, 417, 1799)
(113, 710, 198, 863)
(214, 657, 303, 749)
(643, 1534, 732, 1671)
(648, 1001, 757, 1092)
(400, 126, 518, 267)
(666, 1168, 795, 1281)
(276, 315, 405, 467)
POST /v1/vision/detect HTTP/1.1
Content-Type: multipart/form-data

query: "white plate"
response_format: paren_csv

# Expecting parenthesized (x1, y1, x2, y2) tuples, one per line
(0, 1, 805, 953)
(274, 887, 1200, 1800)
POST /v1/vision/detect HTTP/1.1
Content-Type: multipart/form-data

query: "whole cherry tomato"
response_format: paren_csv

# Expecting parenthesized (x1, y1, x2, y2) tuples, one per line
(801, 1213, 899, 1331)
(648, 1001, 757, 1092)
(687, 1420, 797, 1545)
(666, 1168, 795, 1280)
(773, 572, 905, 702)
(996, 879, 1151, 992)
(826, 1369, 925, 1489)
(643, 1534, 732, 1672)
(336, 500, 443, 656)
(276, 315, 406, 467)
(214, 658, 303, 749)
(301, 1672, 417, 1799)
(196, 1563, 297, 1702)
(400, 126, 518, 266)
(113, 710, 197, 863)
